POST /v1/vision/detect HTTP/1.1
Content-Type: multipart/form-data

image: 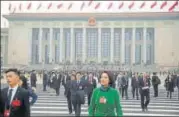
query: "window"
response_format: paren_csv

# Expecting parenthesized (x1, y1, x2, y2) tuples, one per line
(74, 29, 83, 60)
(125, 28, 132, 41)
(101, 28, 110, 57)
(135, 28, 143, 40)
(45, 45, 49, 64)
(114, 28, 121, 58)
(55, 44, 58, 63)
(86, 28, 98, 57)
(53, 28, 60, 40)
(64, 28, 71, 58)
(31, 44, 39, 64)
(136, 32, 141, 40)
(146, 28, 154, 40)
(45, 33, 48, 40)
(146, 32, 152, 40)
(146, 44, 152, 64)
(135, 44, 141, 64)
(35, 45, 39, 64)
(42, 28, 50, 40)
(32, 28, 39, 40)
(125, 44, 131, 65)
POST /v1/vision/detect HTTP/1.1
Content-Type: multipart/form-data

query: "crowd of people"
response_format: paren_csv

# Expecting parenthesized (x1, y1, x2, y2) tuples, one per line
(0, 68, 179, 117)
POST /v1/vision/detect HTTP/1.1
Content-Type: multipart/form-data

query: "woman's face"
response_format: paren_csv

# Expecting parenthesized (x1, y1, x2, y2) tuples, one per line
(100, 73, 109, 86)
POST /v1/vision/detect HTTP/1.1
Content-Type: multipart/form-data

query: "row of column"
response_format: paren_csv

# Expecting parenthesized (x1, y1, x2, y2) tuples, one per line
(33, 27, 147, 64)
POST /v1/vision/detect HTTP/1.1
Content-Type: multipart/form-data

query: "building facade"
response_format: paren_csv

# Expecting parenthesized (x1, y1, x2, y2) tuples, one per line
(3, 12, 179, 67)
(1, 28, 8, 65)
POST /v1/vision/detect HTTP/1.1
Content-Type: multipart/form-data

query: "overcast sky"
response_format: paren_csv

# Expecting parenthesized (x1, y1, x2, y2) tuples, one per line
(1, 1, 179, 28)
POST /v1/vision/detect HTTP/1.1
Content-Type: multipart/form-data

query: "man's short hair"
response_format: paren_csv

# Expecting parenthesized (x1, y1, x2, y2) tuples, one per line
(5, 68, 20, 76)
(72, 70, 76, 72)
(76, 72, 81, 75)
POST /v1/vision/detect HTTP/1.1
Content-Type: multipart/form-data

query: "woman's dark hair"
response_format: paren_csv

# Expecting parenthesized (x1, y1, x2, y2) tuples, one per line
(100, 71, 114, 87)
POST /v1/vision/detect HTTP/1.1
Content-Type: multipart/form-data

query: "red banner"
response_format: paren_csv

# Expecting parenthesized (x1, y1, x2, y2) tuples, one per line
(108, 2, 113, 10)
(119, 2, 124, 9)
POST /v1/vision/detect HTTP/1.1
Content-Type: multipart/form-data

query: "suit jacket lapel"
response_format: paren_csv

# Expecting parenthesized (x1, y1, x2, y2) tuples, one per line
(4, 88, 8, 103)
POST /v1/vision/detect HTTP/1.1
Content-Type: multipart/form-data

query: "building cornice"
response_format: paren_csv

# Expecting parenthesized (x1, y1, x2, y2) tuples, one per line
(3, 12, 179, 21)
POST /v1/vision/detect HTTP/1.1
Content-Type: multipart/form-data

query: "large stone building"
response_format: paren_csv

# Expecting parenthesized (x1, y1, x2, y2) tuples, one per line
(3, 12, 179, 68)
(1, 28, 8, 65)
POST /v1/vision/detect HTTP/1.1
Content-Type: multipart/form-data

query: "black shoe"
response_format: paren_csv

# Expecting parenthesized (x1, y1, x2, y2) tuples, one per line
(142, 109, 145, 112)
(145, 106, 148, 111)
(69, 111, 72, 114)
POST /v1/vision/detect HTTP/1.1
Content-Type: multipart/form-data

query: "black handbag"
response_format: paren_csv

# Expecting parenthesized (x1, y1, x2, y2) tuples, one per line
(76, 90, 85, 104)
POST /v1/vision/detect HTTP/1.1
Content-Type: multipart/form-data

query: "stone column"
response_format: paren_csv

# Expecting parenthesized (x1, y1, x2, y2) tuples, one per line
(121, 28, 125, 64)
(110, 28, 114, 63)
(143, 27, 147, 64)
(82, 27, 86, 63)
(60, 27, 63, 62)
(39, 28, 42, 63)
(57, 32, 60, 63)
(49, 28, 53, 63)
(28, 28, 32, 64)
(70, 28, 74, 63)
(98, 28, 101, 63)
(132, 28, 136, 64)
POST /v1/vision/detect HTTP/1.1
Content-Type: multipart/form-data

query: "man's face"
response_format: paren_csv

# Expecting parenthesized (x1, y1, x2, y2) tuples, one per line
(76, 73, 81, 80)
(143, 73, 147, 78)
(6, 72, 19, 86)
(89, 73, 93, 78)
(72, 71, 76, 75)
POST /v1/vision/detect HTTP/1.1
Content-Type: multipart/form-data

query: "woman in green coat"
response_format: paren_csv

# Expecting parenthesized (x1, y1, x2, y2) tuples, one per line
(88, 71, 123, 116)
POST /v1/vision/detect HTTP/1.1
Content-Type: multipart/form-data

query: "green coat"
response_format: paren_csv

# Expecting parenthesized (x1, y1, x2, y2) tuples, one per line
(88, 87, 123, 116)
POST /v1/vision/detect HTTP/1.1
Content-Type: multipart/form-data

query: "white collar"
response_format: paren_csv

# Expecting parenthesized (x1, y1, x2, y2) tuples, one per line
(8, 84, 18, 91)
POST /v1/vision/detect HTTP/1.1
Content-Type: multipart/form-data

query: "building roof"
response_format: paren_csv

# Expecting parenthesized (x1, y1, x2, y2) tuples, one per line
(3, 12, 179, 21)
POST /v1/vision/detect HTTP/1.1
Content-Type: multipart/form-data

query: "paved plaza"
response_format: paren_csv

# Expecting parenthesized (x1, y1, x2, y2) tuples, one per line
(1, 75, 179, 116)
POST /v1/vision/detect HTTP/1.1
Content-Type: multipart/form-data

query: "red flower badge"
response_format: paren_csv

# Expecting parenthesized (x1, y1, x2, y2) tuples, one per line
(11, 99, 21, 107)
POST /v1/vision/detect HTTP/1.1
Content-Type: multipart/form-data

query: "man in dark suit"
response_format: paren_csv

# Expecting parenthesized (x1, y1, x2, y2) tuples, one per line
(70, 72, 85, 117)
(152, 72, 161, 97)
(51, 72, 61, 96)
(131, 73, 139, 100)
(20, 71, 28, 90)
(42, 70, 48, 91)
(30, 70, 37, 88)
(121, 72, 129, 99)
(65, 74, 76, 114)
(62, 72, 70, 95)
(86, 73, 97, 106)
(176, 74, 179, 100)
(139, 73, 151, 112)
(0, 68, 30, 117)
